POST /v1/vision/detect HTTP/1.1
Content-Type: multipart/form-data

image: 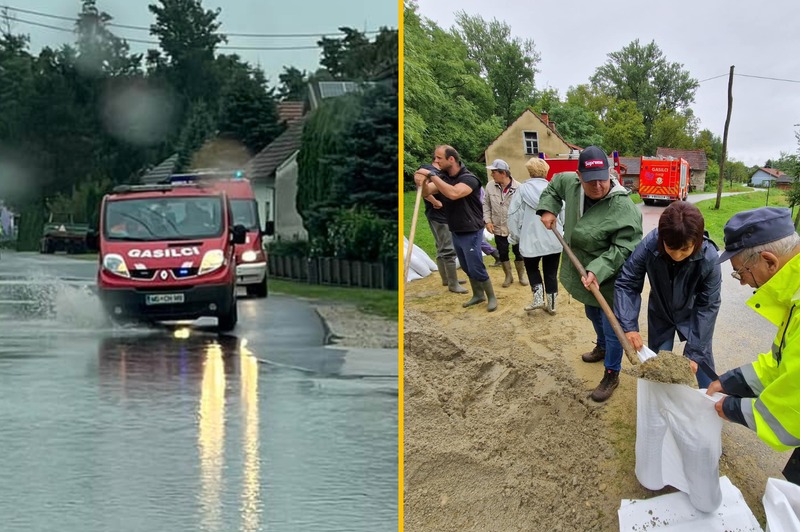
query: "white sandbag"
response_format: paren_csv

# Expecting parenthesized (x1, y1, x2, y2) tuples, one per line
(403, 236, 435, 279)
(635, 346, 725, 513)
(764, 478, 800, 532)
(483, 228, 495, 242)
(618, 476, 761, 531)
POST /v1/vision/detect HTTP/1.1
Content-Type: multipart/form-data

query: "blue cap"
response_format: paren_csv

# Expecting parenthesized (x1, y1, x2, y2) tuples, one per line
(718, 207, 797, 263)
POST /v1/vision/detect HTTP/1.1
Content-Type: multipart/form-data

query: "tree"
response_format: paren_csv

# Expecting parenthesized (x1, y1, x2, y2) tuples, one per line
(74, 0, 141, 76)
(647, 109, 695, 152)
(317, 27, 396, 80)
(402, 3, 501, 182)
(547, 103, 603, 149)
(278, 66, 307, 101)
(453, 11, 540, 126)
(591, 39, 698, 142)
(176, 100, 216, 171)
(694, 129, 722, 163)
(601, 100, 646, 156)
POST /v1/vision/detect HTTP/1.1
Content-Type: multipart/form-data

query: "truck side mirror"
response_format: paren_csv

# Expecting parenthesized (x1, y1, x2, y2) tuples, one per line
(264, 221, 274, 236)
(232, 224, 247, 245)
(86, 230, 99, 252)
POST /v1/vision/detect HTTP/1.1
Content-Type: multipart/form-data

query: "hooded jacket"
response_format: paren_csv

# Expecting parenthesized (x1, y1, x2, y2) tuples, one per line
(537, 172, 643, 308)
(613, 229, 722, 369)
(506, 177, 564, 258)
(719, 251, 800, 452)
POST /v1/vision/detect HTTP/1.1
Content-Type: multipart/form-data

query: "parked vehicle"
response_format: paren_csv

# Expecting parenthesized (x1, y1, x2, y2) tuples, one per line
(40, 213, 90, 254)
(638, 157, 689, 205)
(87, 181, 246, 330)
(168, 171, 271, 298)
(538, 151, 624, 182)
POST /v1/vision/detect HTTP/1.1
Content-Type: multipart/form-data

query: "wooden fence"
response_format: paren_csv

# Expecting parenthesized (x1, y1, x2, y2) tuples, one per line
(267, 255, 397, 290)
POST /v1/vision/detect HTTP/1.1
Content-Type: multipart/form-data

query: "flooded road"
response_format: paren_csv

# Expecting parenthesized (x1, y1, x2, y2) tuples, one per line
(0, 252, 397, 532)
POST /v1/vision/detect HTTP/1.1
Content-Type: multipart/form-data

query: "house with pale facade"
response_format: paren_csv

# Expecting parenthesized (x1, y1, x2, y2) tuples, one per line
(656, 148, 709, 191)
(480, 109, 576, 181)
(751, 167, 796, 190)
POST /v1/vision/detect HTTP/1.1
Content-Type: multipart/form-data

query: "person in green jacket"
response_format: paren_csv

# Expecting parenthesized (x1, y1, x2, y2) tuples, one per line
(537, 146, 643, 402)
(708, 207, 800, 484)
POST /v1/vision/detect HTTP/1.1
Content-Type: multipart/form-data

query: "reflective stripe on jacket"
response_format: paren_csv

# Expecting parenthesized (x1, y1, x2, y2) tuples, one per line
(720, 252, 800, 452)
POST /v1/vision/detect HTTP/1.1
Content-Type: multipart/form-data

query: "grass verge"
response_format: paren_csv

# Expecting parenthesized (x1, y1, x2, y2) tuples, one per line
(269, 279, 397, 320)
(404, 191, 437, 258)
(691, 183, 752, 194)
(694, 191, 790, 244)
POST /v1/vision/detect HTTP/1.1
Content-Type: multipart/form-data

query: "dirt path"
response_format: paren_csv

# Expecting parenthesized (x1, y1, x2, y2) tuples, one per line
(404, 261, 786, 531)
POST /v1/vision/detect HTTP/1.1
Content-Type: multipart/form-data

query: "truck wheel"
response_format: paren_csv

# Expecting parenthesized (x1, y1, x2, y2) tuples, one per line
(643, 199, 655, 206)
(218, 298, 238, 332)
(246, 275, 268, 298)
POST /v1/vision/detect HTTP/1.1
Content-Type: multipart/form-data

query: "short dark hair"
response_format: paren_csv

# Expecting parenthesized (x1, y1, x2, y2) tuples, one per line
(658, 202, 705, 256)
(436, 145, 461, 164)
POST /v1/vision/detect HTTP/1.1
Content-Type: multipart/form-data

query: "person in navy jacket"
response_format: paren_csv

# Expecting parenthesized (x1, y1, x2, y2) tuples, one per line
(614, 201, 722, 388)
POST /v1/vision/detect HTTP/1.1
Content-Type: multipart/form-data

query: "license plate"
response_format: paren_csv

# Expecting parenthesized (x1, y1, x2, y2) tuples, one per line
(146, 293, 185, 305)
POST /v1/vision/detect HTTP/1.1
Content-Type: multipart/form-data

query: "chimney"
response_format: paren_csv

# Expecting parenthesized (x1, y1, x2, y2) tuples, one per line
(541, 110, 549, 125)
(550, 121, 556, 132)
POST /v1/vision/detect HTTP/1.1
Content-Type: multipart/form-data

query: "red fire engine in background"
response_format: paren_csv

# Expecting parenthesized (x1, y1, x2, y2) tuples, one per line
(537, 150, 624, 182)
(637, 157, 689, 205)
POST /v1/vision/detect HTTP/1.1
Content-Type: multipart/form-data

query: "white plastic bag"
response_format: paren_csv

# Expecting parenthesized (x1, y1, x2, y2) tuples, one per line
(635, 347, 726, 513)
(764, 477, 800, 532)
(403, 236, 438, 280)
(619, 476, 762, 531)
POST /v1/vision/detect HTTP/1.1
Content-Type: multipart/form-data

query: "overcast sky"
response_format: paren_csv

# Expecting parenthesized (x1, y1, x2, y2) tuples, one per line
(5, 0, 397, 85)
(415, 0, 800, 167)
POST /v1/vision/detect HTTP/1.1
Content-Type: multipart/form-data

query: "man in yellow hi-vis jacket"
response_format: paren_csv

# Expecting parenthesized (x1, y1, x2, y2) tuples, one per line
(709, 207, 800, 483)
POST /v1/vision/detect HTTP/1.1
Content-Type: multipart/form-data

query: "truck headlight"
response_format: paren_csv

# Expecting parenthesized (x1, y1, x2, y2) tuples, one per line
(199, 249, 225, 275)
(241, 250, 258, 263)
(103, 253, 130, 278)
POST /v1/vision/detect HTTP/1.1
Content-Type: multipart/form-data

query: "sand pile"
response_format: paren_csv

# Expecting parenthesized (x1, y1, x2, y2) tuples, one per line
(625, 351, 697, 387)
(404, 308, 621, 532)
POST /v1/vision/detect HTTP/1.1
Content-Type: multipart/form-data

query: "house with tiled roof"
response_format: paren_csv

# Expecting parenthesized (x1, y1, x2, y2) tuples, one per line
(245, 118, 307, 240)
(751, 167, 797, 190)
(481, 109, 577, 182)
(277, 100, 306, 124)
(618, 157, 642, 191)
(656, 148, 709, 191)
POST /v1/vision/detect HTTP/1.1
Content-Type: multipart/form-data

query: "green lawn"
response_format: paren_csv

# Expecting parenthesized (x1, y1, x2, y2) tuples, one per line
(694, 191, 790, 245)
(691, 182, 752, 194)
(629, 193, 643, 204)
(404, 191, 437, 258)
(269, 279, 397, 320)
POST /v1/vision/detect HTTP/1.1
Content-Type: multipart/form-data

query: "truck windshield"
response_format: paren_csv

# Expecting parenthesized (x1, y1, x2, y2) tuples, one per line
(230, 199, 260, 232)
(104, 196, 224, 241)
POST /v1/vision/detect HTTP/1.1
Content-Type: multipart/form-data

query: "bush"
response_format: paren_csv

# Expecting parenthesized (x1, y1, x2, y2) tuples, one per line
(322, 206, 392, 261)
(266, 239, 310, 257)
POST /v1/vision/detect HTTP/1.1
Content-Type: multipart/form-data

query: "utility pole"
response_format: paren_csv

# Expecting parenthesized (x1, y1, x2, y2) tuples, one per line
(715, 66, 735, 209)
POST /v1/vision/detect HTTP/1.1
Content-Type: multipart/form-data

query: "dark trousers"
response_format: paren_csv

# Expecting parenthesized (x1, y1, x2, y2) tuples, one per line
(426, 218, 456, 262)
(495, 235, 521, 262)
(523, 253, 560, 293)
(451, 230, 489, 282)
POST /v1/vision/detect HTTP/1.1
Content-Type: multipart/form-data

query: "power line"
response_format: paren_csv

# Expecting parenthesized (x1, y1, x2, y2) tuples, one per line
(698, 73, 728, 83)
(2, 5, 384, 37)
(736, 73, 800, 84)
(7, 17, 321, 50)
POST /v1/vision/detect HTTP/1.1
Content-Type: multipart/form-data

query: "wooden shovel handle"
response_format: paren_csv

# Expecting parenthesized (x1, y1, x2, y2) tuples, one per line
(404, 185, 424, 286)
(551, 228, 638, 365)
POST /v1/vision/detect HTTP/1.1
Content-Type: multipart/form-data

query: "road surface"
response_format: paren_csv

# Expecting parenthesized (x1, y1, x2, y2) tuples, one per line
(0, 251, 397, 532)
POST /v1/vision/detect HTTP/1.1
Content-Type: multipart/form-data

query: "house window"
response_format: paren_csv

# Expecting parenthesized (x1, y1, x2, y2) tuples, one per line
(523, 131, 539, 155)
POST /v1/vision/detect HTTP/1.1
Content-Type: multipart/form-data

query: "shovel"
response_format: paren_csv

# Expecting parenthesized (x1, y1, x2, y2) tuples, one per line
(551, 229, 639, 366)
(404, 185, 424, 286)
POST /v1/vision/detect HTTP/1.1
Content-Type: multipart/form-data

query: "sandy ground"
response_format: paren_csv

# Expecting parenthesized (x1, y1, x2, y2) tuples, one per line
(315, 304, 398, 349)
(403, 260, 790, 531)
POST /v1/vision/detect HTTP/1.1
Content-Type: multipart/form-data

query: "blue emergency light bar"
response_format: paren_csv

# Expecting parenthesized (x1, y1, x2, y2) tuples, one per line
(166, 170, 244, 184)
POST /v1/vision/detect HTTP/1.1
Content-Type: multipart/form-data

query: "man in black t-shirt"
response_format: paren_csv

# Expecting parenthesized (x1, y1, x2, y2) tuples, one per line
(419, 161, 468, 294)
(414, 145, 498, 312)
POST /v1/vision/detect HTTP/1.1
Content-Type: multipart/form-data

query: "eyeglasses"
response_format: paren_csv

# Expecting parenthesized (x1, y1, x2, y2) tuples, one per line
(731, 255, 757, 280)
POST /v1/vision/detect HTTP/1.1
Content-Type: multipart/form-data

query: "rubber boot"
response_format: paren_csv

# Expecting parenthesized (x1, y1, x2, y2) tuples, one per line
(489, 249, 502, 267)
(524, 284, 545, 311)
(462, 278, 486, 308)
(436, 258, 448, 287)
(546, 293, 557, 315)
(590, 369, 619, 402)
(480, 279, 498, 312)
(515, 261, 529, 286)
(501, 261, 514, 287)
(445, 261, 468, 294)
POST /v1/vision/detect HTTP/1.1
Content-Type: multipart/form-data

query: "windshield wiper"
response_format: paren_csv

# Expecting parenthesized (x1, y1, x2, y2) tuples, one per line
(108, 236, 151, 241)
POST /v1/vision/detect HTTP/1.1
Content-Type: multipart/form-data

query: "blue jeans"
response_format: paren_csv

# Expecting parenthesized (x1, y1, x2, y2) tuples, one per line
(452, 230, 490, 282)
(653, 335, 714, 389)
(584, 305, 623, 371)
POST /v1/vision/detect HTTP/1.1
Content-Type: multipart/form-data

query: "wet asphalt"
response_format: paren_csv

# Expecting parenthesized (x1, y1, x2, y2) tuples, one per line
(0, 251, 397, 532)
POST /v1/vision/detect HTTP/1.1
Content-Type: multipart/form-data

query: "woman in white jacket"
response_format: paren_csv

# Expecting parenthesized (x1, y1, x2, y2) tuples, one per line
(507, 157, 565, 313)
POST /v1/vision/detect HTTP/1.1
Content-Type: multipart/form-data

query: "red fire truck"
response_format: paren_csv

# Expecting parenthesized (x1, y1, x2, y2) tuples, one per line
(538, 150, 624, 182)
(638, 157, 689, 205)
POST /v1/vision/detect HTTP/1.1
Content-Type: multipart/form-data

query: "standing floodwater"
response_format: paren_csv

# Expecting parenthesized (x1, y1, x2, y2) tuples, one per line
(0, 252, 397, 531)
